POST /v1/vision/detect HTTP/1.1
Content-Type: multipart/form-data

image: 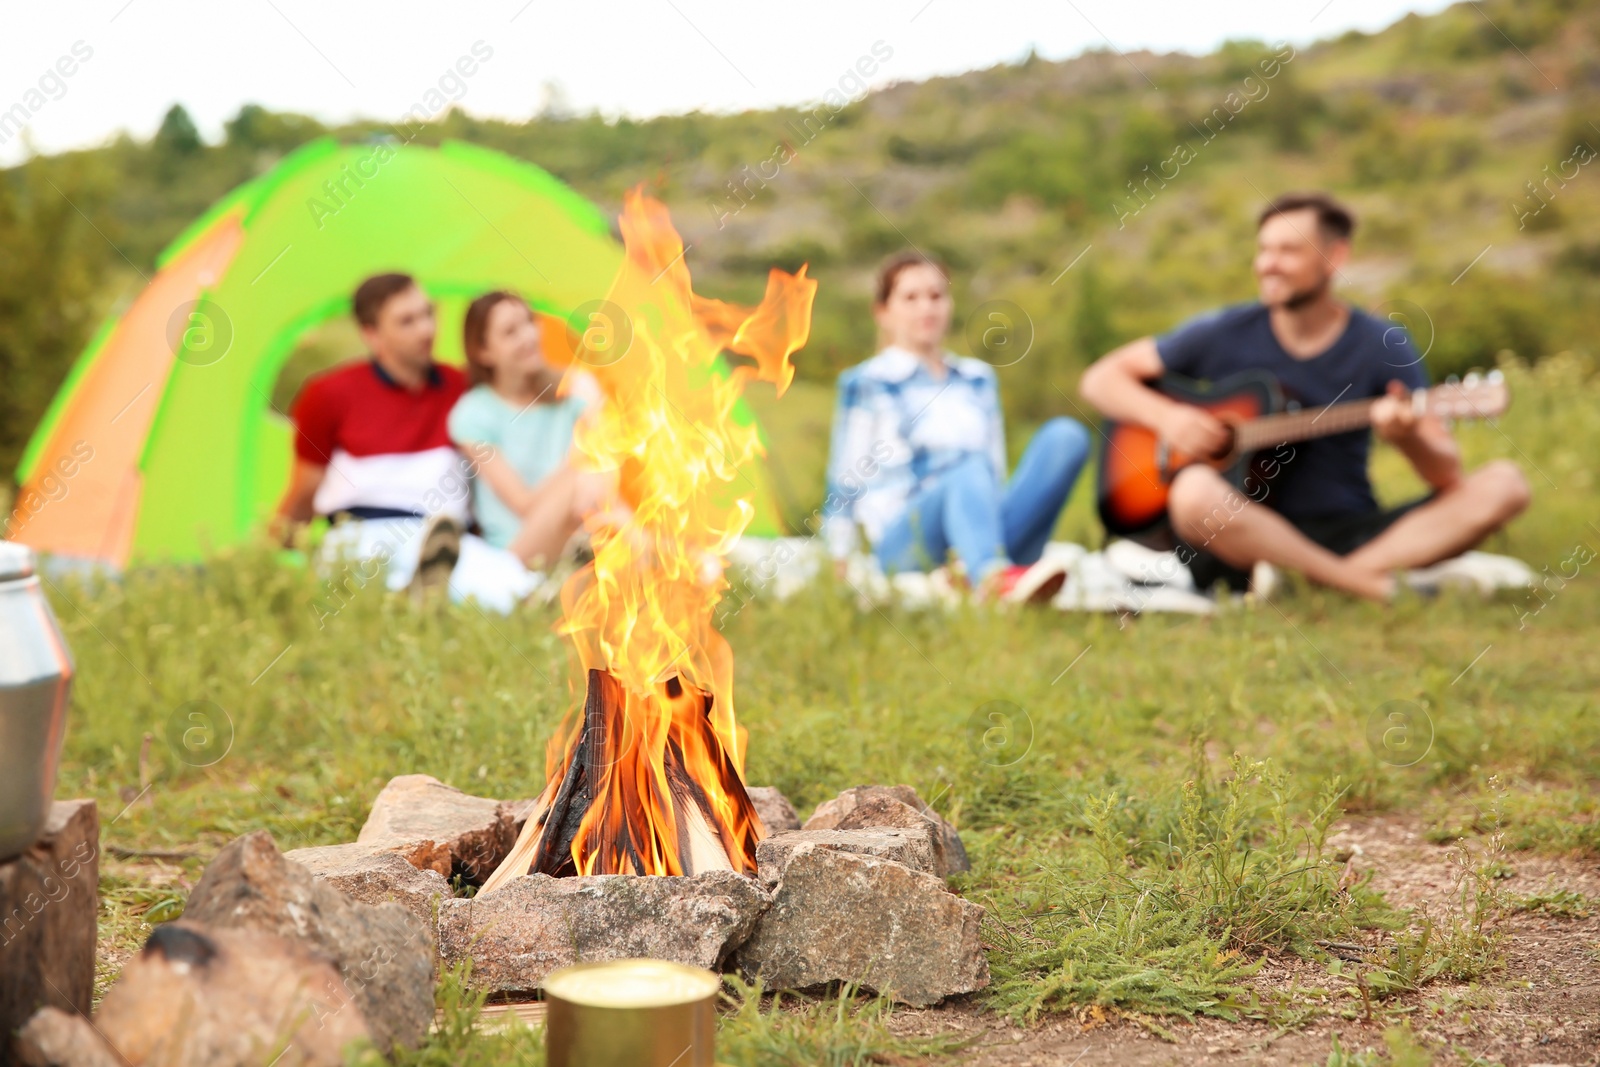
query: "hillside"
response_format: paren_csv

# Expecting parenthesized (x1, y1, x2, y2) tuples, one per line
(3, 0, 1598, 506)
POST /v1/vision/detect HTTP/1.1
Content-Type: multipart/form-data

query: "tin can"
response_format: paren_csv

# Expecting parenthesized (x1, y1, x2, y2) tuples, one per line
(0, 542, 75, 862)
(544, 958, 721, 1067)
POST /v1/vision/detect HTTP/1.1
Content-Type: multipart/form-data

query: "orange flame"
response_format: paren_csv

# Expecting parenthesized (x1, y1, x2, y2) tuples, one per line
(545, 190, 814, 876)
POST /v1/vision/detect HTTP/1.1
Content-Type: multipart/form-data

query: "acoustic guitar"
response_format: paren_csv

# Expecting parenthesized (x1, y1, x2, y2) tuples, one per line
(1096, 369, 1511, 547)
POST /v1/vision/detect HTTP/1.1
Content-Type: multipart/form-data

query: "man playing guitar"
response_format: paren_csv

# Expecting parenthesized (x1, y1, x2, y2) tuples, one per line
(1080, 191, 1529, 601)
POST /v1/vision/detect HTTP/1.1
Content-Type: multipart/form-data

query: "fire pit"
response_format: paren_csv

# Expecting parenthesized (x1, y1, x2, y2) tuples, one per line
(291, 193, 989, 1007)
(290, 775, 987, 1007)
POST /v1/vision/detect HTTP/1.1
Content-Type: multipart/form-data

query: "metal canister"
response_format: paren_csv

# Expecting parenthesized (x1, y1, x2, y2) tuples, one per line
(0, 542, 74, 861)
(544, 958, 721, 1067)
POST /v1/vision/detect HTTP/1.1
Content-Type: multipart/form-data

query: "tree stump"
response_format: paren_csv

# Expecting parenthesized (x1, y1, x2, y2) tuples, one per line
(0, 799, 99, 1040)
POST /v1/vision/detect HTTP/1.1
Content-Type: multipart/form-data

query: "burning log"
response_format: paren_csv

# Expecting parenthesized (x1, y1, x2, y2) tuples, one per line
(484, 669, 764, 889)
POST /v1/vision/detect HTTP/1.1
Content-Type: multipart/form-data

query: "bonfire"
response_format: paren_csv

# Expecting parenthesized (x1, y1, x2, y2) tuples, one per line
(484, 191, 816, 886)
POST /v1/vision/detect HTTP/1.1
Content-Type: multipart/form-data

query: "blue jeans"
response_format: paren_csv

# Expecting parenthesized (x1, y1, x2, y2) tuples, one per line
(875, 417, 1091, 580)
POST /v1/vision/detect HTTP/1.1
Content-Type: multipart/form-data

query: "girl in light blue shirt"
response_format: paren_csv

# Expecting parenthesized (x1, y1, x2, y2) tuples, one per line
(448, 291, 618, 568)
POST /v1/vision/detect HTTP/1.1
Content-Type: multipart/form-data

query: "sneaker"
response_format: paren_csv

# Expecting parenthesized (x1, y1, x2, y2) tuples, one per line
(410, 514, 462, 598)
(1404, 551, 1534, 596)
(1247, 561, 1281, 603)
(996, 557, 1072, 605)
(1104, 539, 1196, 591)
(1124, 584, 1218, 615)
(890, 566, 964, 610)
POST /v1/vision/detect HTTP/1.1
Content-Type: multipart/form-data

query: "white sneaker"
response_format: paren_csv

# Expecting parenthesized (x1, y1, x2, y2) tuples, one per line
(1404, 551, 1534, 596)
(889, 567, 963, 610)
(1104, 539, 1196, 591)
(1247, 561, 1281, 603)
(1124, 584, 1218, 615)
(1050, 572, 1217, 615)
(1054, 553, 1139, 611)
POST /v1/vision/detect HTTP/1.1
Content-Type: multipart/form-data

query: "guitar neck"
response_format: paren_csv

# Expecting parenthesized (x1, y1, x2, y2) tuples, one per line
(1233, 395, 1384, 453)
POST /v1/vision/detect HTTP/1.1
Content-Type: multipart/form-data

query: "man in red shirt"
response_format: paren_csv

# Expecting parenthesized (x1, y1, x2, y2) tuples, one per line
(276, 273, 533, 602)
(278, 273, 467, 525)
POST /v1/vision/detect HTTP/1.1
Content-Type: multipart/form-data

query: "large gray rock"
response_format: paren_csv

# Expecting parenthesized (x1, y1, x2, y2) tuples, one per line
(444, 870, 769, 993)
(184, 831, 433, 1054)
(747, 786, 801, 832)
(284, 842, 450, 925)
(805, 785, 970, 875)
(736, 848, 988, 1007)
(755, 828, 936, 884)
(18, 922, 371, 1067)
(0, 799, 98, 1050)
(356, 773, 526, 882)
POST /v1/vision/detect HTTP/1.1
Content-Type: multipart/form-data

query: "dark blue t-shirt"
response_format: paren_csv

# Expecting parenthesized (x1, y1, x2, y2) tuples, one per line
(1155, 302, 1428, 520)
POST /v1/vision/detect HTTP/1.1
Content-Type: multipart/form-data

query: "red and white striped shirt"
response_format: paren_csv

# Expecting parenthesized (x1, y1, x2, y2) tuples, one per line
(290, 359, 471, 521)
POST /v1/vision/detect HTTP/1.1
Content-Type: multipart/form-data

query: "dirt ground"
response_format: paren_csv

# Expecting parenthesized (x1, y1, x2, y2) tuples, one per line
(892, 815, 1600, 1067)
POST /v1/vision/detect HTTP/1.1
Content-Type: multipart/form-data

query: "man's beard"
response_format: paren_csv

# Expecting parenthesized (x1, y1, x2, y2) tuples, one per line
(1280, 275, 1330, 310)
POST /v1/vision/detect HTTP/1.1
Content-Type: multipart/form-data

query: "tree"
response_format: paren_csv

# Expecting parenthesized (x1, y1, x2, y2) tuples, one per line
(1246, 67, 1321, 153)
(223, 104, 324, 154)
(156, 104, 202, 156)
(0, 156, 114, 482)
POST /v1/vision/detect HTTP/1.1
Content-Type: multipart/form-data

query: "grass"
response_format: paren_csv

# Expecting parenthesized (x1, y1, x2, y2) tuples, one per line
(340, 968, 968, 1067)
(716, 977, 973, 1066)
(1318, 1025, 1439, 1067)
(44, 356, 1600, 1062)
(980, 751, 1392, 1026)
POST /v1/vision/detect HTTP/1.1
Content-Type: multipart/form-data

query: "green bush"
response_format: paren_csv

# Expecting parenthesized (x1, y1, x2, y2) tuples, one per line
(1348, 117, 1481, 187)
(966, 124, 1104, 217)
(1406, 275, 1551, 379)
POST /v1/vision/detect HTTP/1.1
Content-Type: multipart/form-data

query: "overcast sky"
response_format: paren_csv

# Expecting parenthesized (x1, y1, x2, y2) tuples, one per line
(2, 0, 1457, 166)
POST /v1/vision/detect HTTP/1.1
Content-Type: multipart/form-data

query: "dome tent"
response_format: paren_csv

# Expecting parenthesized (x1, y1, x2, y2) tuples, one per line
(13, 138, 785, 568)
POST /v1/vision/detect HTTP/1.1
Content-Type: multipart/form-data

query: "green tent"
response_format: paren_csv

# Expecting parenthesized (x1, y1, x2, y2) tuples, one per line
(14, 138, 783, 567)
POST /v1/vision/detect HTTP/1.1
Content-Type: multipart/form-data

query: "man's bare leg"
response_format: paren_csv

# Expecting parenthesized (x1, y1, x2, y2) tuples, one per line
(1344, 460, 1530, 573)
(1168, 466, 1393, 601)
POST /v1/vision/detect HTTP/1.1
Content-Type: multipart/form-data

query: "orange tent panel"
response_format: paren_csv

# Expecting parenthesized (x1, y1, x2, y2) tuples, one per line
(11, 218, 244, 565)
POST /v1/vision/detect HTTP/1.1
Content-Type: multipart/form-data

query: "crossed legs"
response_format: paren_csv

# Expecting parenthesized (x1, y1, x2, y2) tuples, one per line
(1168, 460, 1530, 601)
